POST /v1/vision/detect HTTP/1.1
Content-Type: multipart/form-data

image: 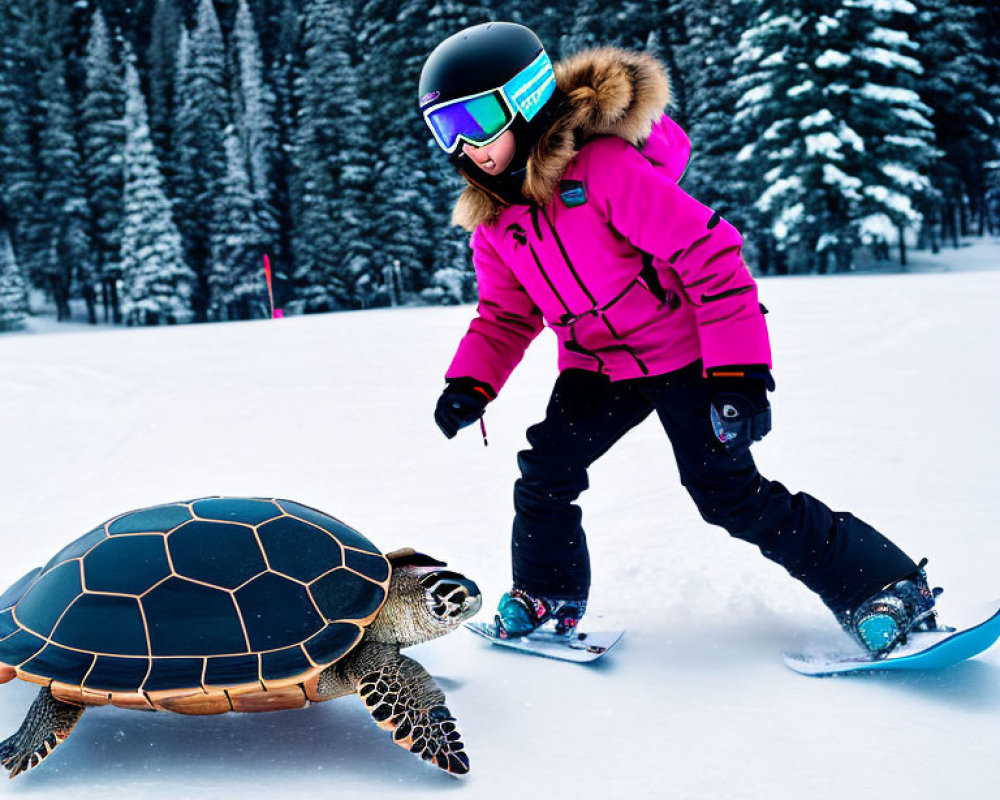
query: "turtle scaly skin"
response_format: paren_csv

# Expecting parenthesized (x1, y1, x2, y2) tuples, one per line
(316, 551, 479, 774)
(0, 688, 83, 778)
(0, 499, 481, 778)
(355, 644, 467, 774)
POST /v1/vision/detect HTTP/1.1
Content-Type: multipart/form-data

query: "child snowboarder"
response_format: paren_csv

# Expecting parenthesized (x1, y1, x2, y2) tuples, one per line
(419, 22, 939, 656)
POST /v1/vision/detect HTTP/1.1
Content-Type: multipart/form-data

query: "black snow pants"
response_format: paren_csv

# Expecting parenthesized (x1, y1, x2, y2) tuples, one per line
(511, 362, 918, 617)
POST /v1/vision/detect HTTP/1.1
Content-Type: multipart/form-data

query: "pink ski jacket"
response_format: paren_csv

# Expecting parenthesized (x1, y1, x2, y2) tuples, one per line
(445, 48, 771, 394)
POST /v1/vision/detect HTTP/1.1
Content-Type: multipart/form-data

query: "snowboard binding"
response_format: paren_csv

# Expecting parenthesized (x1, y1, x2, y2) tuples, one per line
(839, 559, 943, 658)
(494, 588, 586, 640)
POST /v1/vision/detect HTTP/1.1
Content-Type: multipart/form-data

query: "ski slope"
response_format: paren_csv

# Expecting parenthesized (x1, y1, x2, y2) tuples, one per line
(2, 244, 1000, 799)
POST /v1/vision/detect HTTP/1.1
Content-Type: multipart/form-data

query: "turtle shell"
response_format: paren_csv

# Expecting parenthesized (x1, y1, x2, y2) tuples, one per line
(0, 498, 391, 713)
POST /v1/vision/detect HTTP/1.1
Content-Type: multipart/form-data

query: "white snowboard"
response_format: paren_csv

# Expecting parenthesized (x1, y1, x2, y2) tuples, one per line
(465, 621, 624, 663)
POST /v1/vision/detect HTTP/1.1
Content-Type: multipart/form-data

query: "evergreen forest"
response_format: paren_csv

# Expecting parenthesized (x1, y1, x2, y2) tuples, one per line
(0, 0, 997, 330)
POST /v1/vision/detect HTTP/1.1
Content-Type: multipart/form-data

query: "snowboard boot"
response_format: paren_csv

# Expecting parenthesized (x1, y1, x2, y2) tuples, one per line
(494, 588, 587, 640)
(838, 559, 943, 658)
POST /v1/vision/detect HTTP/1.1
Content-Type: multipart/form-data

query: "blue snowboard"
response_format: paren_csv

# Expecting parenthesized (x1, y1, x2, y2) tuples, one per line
(784, 603, 1000, 676)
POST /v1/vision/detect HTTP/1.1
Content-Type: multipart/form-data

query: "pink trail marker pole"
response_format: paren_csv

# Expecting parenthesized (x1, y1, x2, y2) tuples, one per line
(263, 254, 278, 319)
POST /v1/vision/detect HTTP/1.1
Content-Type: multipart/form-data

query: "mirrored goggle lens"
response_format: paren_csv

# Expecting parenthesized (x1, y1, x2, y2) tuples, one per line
(426, 92, 513, 153)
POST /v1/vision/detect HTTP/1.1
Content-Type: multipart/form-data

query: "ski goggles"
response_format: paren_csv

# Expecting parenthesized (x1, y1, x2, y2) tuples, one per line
(422, 51, 556, 154)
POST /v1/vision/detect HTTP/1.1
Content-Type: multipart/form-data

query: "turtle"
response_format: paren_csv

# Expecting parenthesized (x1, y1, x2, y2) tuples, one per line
(0, 497, 481, 778)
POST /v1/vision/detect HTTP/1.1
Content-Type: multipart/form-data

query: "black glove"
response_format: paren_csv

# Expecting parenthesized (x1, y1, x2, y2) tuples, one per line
(706, 365, 774, 451)
(434, 378, 496, 439)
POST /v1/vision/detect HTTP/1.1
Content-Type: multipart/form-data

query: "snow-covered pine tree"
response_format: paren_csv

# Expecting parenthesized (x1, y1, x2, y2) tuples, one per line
(265, 0, 302, 309)
(558, 0, 603, 57)
(38, 46, 93, 321)
(253, 0, 292, 62)
(847, 0, 935, 266)
(210, 125, 270, 319)
(148, 0, 184, 163)
(120, 51, 195, 326)
(503, 0, 569, 61)
(42, 0, 76, 56)
(231, 0, 279, 281)
(973, 0, 1000, 235)
(913, 0, 998, 246)
(356, 0, 427, 307)
(168, 27, 192, 205)
(293, 0, 378, 311)
(172, 0, 230, 320)
(233, 0, 278, 205)
(1, 2, 47, 307)
(291, 0, 347, 311)
(328, 8, 377, 305)
(383, 0, 491, 302)
(0, 229, 29, 332)
(0, 4, 14, 227)
(560, 0, 663, 57)
(735, 0, 933, 273)
(736, 2, 849, 273)
(82, 8, 126, 323)
(667, 0, 755, 239)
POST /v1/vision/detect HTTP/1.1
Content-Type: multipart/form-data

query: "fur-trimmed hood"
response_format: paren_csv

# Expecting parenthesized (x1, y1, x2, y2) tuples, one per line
(452, 47, 672, 231)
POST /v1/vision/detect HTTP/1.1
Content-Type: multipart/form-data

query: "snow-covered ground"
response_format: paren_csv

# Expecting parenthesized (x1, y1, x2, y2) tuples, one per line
(2, 242, 1000, 799)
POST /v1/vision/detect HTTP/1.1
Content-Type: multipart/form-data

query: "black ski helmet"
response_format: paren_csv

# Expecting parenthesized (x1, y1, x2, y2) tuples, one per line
(420, 22, 546, 108)
(419, 22, 566, 205)
(419, 22, 557, 154)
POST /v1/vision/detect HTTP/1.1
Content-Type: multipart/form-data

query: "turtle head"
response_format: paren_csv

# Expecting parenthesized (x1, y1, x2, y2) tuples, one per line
(367, 549, 482, 647)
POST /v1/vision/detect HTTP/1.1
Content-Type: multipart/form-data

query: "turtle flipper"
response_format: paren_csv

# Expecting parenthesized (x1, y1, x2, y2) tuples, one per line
(0, 687, 84, 779)
(348, 643, 469, 774)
